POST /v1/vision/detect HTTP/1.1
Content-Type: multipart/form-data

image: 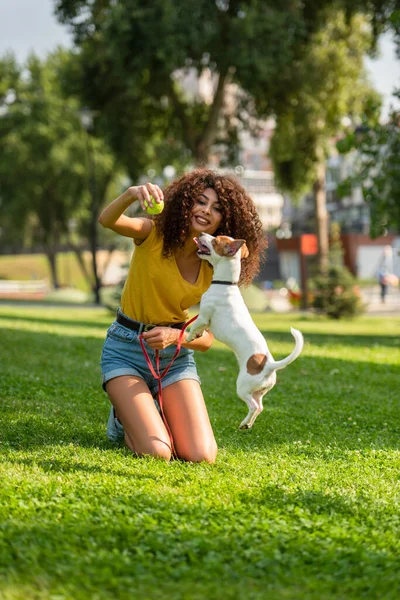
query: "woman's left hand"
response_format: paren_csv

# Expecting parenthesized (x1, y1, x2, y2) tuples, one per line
(141, 327, 182, 350)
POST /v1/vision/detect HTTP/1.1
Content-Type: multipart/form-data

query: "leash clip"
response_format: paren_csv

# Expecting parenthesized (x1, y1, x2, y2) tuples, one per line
(143, 323, 157, 332)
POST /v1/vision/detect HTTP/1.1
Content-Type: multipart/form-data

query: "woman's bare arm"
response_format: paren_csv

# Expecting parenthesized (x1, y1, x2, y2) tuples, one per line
(98, 183, 163, 240)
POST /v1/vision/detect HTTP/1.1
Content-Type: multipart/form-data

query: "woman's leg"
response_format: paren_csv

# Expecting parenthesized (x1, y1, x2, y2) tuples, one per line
(162, 380, 218, 463)
(106, 375, 172, 460)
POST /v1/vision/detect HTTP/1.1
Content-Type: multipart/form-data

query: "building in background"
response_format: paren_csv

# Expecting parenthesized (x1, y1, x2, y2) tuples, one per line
(219, 167, 284, 232)
(282, 153, 370, 237)
(219, 168, 284, 281)
(277, 152, 399, 282)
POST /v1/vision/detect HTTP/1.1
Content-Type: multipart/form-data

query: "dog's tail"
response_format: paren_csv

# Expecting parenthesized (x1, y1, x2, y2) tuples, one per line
(270, 328, 304, 371)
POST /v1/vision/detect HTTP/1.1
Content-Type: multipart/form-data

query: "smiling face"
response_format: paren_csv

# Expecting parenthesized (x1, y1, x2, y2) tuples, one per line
(190, 188, 222, 236)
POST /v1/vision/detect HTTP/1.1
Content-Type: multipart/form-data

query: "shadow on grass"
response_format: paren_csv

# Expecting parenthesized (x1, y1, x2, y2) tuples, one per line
(2, 319, 400, 598)
(0, 311, 111, 330)
(1, 484, 399, 600)
(1, 326, 399, 454)
(1, 310, 399, 348)
(197, 344, 400, 452)
(257, 328, 400, 349)
(3, 452, 163, 480)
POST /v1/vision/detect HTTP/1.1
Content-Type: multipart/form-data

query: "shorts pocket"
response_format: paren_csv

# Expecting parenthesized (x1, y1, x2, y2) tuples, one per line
(107, 323, 137, 343)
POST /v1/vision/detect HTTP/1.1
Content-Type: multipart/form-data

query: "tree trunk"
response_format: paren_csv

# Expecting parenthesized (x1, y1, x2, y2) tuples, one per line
(89, 211, 101, 305)
(86, 134, 102, 305)
(45, 244, 60, 289)
(313, 160, 329, 274)
(195, 66, 231, 164)
(168, 66, 230, 165)
(70, 243, 93, 289)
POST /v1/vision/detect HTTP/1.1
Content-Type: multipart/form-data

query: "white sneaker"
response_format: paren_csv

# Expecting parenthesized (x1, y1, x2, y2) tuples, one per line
(106, 406, 124, 442)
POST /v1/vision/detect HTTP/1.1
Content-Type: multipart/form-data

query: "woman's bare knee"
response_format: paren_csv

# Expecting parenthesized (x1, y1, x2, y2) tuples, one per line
(178, 442, 218, 464)
(163, 380, 217, 464)
(141, 443, 172, 461)
(107, 376, 172, 460)
(130, 437, 172, 461)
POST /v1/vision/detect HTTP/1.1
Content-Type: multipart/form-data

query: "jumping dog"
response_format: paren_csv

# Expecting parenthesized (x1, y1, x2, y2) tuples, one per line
(186, 233, 304, 429)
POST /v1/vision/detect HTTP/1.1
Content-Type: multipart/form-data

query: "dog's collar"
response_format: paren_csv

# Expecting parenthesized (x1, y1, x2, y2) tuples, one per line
(211, 280, 238, 286)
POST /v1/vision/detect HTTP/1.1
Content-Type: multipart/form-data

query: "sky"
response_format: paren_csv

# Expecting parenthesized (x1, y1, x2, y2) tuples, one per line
(0, 0, 399, 119)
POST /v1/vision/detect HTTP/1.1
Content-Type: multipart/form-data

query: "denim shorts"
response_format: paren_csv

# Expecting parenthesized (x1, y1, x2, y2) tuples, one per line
(100, 311, 201, 397)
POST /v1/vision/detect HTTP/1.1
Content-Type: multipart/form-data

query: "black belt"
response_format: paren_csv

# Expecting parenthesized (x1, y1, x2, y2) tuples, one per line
(116, 310, 185, 333)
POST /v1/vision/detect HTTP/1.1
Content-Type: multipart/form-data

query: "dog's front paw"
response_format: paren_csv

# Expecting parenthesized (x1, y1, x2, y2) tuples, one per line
(186, 331, 201, 342)
(239, 421, 252, 430)
(187, 328, 205, 342)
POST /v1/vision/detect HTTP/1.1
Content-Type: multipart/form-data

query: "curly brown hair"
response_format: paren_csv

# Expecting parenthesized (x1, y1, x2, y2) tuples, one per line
(153, 169, 267, 286)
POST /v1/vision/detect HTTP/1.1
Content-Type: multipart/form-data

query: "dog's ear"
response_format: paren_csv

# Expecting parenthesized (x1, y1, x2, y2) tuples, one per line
(241, 243, 249, 259)
(225, 239, 247, 257)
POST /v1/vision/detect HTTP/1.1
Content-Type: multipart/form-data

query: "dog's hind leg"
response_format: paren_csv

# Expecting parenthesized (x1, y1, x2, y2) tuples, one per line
(238, 391, 264, 430)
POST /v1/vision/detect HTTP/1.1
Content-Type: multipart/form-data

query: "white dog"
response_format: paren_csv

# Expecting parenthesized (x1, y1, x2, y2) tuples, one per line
(186, 233, 304, 429)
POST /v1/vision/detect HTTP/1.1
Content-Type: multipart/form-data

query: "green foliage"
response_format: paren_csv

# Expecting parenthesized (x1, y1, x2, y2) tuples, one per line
(53, 0, 393, 172)
(270, 12, 380, 198)
(335, 9, 400, 237)
(0, 52, 87, 237)
(337, 91, 400, 236)
(312, 265, 365, 318)
(312, 224, 365, 318)
(1, 306, 400, 598)
(0, 50, 119, 287)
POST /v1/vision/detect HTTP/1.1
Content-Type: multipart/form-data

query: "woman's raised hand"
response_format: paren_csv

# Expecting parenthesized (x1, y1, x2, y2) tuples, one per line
(130, 182, 164, 211)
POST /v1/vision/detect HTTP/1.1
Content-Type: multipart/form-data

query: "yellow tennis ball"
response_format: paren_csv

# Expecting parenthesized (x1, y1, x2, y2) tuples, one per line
(144, 195, 164, 214)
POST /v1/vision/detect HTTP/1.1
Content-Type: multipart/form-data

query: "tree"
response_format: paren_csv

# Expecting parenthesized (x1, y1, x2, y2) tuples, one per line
(54, 0, 398, 173)
(269, 12, 382, 277)
(336, 10, 400, 237)
(52, 1, 398, 295)
(336, 91, 400, 236)
(0, 52, 84, 287)
(55, 0, 380, 177)
(0, 50, 118, 300)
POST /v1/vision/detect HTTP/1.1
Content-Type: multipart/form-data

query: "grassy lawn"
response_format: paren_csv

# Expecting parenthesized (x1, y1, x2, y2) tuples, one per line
(0, 253, 92, 292)
(0, 306, 399, 600)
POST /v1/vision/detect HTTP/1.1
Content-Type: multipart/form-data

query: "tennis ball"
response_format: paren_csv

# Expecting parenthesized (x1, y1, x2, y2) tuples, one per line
(144, 195, 164, 215)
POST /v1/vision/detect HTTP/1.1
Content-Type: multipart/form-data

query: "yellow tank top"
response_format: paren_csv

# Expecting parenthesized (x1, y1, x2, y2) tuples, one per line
(120, 223, 213, 324)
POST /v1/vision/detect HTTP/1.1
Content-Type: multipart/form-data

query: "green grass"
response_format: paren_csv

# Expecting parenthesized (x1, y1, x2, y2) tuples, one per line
(0, 252, 92, 292)
(0, 252, 122, 305)
(0, 306, 399, 600)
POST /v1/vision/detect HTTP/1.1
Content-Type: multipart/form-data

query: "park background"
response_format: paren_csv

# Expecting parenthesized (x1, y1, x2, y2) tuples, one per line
(0, 1, 400, 599)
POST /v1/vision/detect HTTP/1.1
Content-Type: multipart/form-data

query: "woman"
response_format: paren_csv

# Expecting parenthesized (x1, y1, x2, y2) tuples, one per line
(99, 169, 266, 462)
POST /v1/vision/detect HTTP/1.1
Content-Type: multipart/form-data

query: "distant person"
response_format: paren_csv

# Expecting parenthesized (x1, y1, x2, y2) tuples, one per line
(98, 169, 266, 462)
(378, 266, 389, 303)
(378, 245, 394, 304)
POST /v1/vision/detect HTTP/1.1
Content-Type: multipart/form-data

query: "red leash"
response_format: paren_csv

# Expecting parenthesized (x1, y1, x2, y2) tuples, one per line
(139, 315, 198, 457)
